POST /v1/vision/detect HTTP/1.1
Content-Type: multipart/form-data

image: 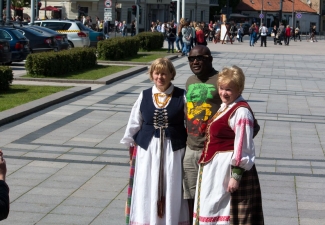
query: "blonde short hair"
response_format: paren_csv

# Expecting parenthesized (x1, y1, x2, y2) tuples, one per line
(148, 58, 176, 81)
(217, 65, 245, 93)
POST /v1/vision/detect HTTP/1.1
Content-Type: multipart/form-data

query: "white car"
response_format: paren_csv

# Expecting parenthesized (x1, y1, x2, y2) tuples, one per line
(34, 20, 90, 48)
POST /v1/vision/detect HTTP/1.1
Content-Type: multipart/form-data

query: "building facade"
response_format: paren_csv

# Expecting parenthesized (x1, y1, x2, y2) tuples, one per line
(23, 0, 217, 31)
(236, 0, 320, 33)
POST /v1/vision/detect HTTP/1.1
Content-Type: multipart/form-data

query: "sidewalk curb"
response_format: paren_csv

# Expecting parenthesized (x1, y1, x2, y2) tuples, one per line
(5, 54, 179, 126)
(14, 66, 148, 85)
(0, 86, 91, 126)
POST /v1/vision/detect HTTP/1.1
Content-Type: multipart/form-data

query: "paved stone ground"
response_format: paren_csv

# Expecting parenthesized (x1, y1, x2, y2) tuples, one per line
(1, 37, 325, 224)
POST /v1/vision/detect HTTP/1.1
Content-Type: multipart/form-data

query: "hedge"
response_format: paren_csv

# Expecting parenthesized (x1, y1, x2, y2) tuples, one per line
(136, 32, 164, 51)
(97, 36, 139, 60)
(0, 66, 13, 91)
(25, 48, 97, 77)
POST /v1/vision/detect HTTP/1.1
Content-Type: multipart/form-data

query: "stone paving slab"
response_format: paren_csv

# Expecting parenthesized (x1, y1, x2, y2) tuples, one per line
(0, 39, 325, 224)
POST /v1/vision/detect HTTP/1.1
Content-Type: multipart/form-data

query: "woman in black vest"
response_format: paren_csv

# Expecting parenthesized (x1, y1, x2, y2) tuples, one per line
(121, 58, 189, 225)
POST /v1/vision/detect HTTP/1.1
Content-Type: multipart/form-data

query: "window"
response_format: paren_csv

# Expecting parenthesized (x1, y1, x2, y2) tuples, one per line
(127, 8, 132, 24)
(42, 22, 72, 30)
(0, 30, 12, 40)
(200, 11, 205, 22)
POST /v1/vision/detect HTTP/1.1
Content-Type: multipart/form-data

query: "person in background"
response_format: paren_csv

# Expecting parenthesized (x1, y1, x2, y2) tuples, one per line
(190, 22, 196, 48)
(277, 23, 285, 45)
(130, 20, 136, 36)
(98, 20, 103, 32)
(249, 24, 256, 47)
(0, 150, 9, 221)
(103, 20, 110, 39)
(161, 21, 166, 39)
(237, 23, 243, 42)
(311, 25, 317, 42)
(294, 26, 301, 41)
(122, 21, 128, 37)
(156, 22, 162, 32)
(121, 58, 189, 225)
(176, 18, 185, 53)
(166, 22, 176, 53)
(181, 21, 192, 56)
(259, 23, 268, 47)
(193, 65, 264, 225)
(272, 25, 277, 45)
(285, 25, 291, 45)
(195, 25, 206, 46)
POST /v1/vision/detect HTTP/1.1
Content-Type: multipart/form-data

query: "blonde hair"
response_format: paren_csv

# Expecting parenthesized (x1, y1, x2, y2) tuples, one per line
(217, 66, 245, 93)
(148, 58, 176, 81)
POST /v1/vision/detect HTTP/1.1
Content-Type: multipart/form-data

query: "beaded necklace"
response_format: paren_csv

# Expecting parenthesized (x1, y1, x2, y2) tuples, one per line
(153, 91, 173, 108)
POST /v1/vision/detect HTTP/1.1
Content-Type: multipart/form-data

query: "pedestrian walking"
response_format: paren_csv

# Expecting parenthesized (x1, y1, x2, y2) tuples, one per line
(285, 25, 291, 45)
(166, 22, 176, 53)
(259, 23, 268, 47)
(295, 27, 301, 41)
(272, 25, 277, 45)
(249, 24, 256, 46)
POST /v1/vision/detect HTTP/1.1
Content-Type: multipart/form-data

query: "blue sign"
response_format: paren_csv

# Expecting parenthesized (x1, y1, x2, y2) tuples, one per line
(259, 14, 264, 19)
(296, 13, 302, 19)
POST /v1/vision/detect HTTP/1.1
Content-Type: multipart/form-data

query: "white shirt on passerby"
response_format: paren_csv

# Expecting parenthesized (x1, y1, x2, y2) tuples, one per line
(161, 23, 165, 33)
(259, 26, 267, 36)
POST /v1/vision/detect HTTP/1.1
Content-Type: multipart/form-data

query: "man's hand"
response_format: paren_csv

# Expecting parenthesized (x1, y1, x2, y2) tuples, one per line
(0, 150, 7, 181)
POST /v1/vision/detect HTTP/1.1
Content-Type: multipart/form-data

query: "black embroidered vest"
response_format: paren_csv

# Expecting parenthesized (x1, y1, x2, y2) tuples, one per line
(133, 86, 187, 151)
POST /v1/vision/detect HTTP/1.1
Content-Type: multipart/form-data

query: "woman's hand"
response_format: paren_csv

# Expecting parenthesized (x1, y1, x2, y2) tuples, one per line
(227, 178, 240, 193)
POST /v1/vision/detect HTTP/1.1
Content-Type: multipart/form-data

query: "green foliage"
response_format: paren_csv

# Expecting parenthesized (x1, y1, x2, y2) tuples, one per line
(97, 37, 139, 60)
(25, 48, 97, 77)
(0, 66, 13, 91)
(136, 32, 164, 51)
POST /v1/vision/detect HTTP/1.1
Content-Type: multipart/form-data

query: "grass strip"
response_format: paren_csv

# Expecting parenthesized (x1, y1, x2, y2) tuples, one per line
(138, 48, 169, 53)
(110, 54, 169, 62)
(0, 85, 71, 112)
(24, 65, 132, 80)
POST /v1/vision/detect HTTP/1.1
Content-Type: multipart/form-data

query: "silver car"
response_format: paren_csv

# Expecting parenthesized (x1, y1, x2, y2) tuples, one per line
(34, 20, 90, 48)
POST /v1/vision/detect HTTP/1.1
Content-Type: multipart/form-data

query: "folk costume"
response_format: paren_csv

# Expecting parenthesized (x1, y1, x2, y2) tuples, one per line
(121, 84, 190, 225)
(193, 96, 264, 225)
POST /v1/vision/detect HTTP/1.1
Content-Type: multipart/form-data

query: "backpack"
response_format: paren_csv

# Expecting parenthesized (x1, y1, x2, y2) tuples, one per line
(249, 27, 253, 34)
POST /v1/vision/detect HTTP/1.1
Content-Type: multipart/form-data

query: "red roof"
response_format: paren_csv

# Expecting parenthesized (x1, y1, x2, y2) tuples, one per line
(236, 0, 317, 13)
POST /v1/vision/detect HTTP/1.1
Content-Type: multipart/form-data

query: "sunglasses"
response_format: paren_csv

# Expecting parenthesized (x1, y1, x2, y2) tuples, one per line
(188, 55, 210, 62)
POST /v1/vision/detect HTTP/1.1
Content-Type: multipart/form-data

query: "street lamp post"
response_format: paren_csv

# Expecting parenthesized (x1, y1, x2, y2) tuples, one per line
(292, 0, 295, 27)
(279, 0, 283, 27)
(260, 0, 263, 25)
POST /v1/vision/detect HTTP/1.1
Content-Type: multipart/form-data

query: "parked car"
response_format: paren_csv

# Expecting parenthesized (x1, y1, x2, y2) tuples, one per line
(0, 27, 30, 64)
(21, 25, 69, 51)
(15, 26, 60, 53)
(83, 26, 104, 47)
(33, 20, 90, 48)
(0, 39, 11, 65)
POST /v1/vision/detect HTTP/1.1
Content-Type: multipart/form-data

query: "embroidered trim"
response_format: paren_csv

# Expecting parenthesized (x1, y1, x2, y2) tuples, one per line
(193, 213, 230, 222)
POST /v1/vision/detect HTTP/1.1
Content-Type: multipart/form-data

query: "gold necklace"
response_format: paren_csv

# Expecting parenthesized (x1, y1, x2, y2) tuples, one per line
(154, 92, 173, 108)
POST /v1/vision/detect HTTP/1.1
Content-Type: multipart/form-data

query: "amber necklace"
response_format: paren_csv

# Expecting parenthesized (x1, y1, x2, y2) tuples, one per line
(154, 91, 173, 108)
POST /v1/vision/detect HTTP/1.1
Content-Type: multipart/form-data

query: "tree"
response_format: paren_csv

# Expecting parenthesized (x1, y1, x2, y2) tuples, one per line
(11, 0, 31, 17)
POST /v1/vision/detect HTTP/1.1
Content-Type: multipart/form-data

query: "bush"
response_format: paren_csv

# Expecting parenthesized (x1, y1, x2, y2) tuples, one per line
(97, 37, 139, 60)
(0, 66, 13, 91)
(25, 48, 96, 77)
(136, 32, 164, 51)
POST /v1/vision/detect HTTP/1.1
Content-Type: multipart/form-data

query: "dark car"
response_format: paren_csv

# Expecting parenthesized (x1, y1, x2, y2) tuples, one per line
(0, 39, 11, 65)
(15, 26, 59, 53)
(22, 25, 70, 51)
(0, 27, 30, 64)
(82, 26, 104, 47)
